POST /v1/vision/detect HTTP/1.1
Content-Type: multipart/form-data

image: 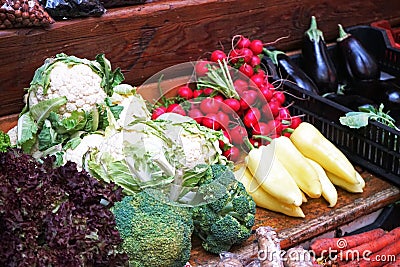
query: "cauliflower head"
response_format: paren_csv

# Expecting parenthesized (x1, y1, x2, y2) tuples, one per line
(28, 62, 106, 118)
(25, 53, 124, 118)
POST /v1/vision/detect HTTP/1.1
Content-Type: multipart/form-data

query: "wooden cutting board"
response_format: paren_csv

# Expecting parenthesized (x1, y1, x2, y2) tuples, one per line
(189, 168, 400, 266)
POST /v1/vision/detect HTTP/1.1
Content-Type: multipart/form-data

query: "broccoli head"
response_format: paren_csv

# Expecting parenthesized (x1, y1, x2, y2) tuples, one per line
(112, 191, 194, 267)
(192, 164, 256, 254)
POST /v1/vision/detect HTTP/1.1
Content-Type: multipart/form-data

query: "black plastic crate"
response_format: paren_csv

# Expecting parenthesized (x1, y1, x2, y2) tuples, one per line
(280, 26, 400, 186)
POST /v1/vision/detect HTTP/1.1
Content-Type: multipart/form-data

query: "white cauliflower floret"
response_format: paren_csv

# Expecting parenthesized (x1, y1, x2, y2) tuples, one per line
(28, 62, 107, 118)
(64, 133, 105, 171)
(179, 133, 209, 169)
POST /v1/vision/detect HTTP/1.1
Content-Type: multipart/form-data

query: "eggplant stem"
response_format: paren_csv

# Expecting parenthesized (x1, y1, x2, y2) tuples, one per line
(305, 16, 324, 42)
(262, 48, 285, 66)
(337, 24, 350, 42)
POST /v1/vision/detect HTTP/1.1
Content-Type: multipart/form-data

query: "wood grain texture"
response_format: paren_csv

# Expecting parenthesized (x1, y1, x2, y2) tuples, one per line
(1, 0, 400, 117)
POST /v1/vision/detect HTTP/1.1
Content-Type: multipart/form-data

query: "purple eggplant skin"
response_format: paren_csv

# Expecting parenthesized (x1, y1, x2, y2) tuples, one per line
(337, 24, 380, 81)
(302, 16, 338, 94)
(263, 48, 320, 94)
(261, 55, 280, 81)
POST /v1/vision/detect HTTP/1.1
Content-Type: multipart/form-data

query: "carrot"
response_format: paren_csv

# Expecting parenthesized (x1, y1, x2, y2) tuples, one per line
(340, 235, 400, 267)
(382, 254, 400, 267)
(338, 227, 400, 261)
(310, 228, 386, 256)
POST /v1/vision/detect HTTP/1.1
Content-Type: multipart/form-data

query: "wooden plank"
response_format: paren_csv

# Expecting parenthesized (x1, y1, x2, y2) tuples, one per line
(1, 0, 400, 117)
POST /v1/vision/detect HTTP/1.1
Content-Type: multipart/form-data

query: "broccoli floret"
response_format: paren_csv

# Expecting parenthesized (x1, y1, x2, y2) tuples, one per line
(192, 164, 256, 254)
(0, 131, 11, 152)
(112, 191, 194, 267)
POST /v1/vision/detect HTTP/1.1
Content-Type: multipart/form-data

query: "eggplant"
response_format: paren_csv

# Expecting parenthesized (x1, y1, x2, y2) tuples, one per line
(263, 48, 319, 94)
(337, 24, 380, 81)
(324, 93, 377, 111)
(260, 55, 280, 81)
(302, 16, 338, 94)
(382, 82, 400, 120)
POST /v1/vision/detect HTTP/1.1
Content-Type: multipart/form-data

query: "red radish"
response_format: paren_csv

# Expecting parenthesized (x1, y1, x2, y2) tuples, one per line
(229, 49, 241, 64)
(166, 103, 180, 112)
(251, 122, 271, 136)
(250, 55, 261, 67)
(166, 103, 186, 116)
(216, 111, 230, 130)
(240, 90, 258, 109)
(240, 98, 250, 111)
(255, 69, 266, 78)
(250, 74, 265, 88)
(188, 108, 204, 124)
(195, 61, 209, 76)
(203, 87, 214, 96)
(240, 48, 254, 63)
(200, 97, 220, 114)
(210, 50, 227, 62)
(223, 146, 240, 162)
(229, 125, 248, 145)
(177, 86, 193, 100)
(243, 108, 261, 128)
(213, 94, 225, 103)
(266, 119, 283, 136)
(272, 91, 286, 105)
(233, 79, 249, 94)
(264, 101, 280, 117)
(278, 107, 291, 121)
(260, 87, 274, 102)
(202, 113, 221, 130)
(221, 98, 241, 113)
(290, 116, 302, 129)
(239, 63, 254, 78)
(249, 39, 264, 55)
(151, 106, 167, 120)
(264, 80, 275, 90)
(193, 89, 203, 98)
(237, 36, 251, 48)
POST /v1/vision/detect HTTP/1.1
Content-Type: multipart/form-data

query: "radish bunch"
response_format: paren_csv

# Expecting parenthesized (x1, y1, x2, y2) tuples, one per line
(151, 35, 302, 162)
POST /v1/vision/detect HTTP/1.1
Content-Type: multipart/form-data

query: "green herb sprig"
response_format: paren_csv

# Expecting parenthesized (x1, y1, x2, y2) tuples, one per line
(339, 104, 399, 131)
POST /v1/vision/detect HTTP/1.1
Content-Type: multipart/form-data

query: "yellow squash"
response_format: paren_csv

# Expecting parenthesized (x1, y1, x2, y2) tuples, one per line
(289, 122, 359, 185)
(245, 144, 303, 207)
(271, 136, 322, 198)
(234, 166, 305, 218)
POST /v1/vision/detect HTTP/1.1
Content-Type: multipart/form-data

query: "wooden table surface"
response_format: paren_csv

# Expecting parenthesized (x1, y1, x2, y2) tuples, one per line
(189, 168, 400, 266)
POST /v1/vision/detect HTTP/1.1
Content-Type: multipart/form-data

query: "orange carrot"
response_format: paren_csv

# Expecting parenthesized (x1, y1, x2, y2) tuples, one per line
(340, 236, 400, 267)
(338, 227, 400, 262)
(310, 228, 386, 256)
(382, 254, 400, 267)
